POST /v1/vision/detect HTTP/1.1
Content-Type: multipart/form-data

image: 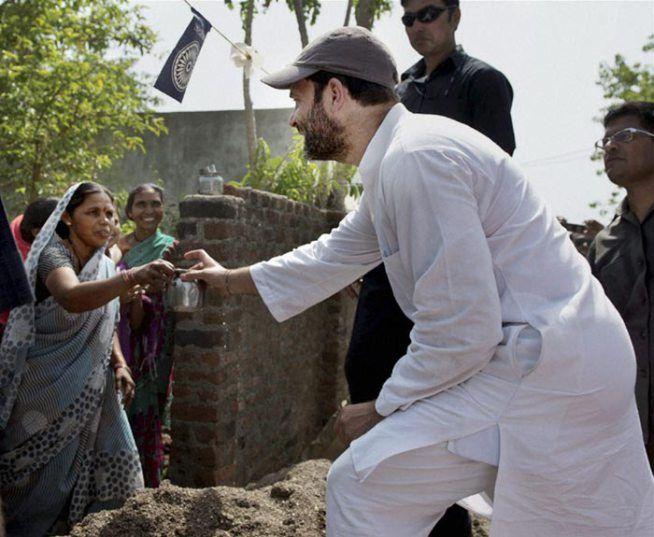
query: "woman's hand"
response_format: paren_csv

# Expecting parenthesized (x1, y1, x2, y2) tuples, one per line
(123, 284, 146, 304)
(132, 259, 175, 291)
(115, 365, 136, 407)
(163, 240, 180, 263)
(181, 249, 228, 291)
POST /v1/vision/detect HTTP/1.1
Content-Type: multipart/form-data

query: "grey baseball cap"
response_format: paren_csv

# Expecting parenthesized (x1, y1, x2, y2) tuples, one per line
(261, 26, 398, 90)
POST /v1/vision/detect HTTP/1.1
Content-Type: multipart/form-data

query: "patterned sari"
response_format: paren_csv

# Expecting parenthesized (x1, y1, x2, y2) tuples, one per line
(0, 184, 143, 537)
(117, 230, 175, 487)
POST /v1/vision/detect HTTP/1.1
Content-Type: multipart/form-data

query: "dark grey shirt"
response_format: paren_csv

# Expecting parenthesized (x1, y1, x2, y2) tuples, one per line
(396, 47, 516, 155)
(588, 198, 654, 442)
(36, 237, 75, 302)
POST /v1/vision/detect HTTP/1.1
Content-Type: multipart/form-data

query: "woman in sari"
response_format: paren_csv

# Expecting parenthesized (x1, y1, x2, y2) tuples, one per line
(117, 184, 176, 487)
(0, 183, 174, 536)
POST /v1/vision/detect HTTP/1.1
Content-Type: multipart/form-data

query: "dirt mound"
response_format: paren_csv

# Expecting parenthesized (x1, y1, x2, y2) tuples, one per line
(69, 459, 490, 537)
(69, 460, 329, 537)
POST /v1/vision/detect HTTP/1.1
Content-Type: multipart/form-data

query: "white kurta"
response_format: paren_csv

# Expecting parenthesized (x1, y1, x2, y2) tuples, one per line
(250, 104, 654, 535)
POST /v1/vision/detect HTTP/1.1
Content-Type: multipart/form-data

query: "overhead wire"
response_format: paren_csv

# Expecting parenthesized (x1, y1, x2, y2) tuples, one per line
(518, 148, 595, 168)
(181, 0, 270, 75)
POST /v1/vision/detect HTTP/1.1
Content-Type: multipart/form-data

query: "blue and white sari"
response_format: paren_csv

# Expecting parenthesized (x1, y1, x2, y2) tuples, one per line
(0, 184, 143, 536)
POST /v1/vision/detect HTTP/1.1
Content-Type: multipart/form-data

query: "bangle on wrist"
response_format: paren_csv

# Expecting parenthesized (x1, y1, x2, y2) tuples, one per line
(113, 363, 132, 375)
(224, 269, 233, 296)
(120, 268, 136, 287)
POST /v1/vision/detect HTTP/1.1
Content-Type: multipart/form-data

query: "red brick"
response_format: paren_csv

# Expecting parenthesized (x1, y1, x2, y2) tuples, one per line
(203, 221, 234, 240)
(196, 352, 221, 367)
(192, 469, 218, 487)
(213, 463, 236, 484)
(171, 382, 194, 400)
(202, 310, 226, 324)
(204, 243, 233, 261)
(175, 328, 225, 348)
(173, 402, 220, 423)
(192, 424, 218, 444)
(176, 221, 197, 239)
(179, 197, 242, 219)
(178, 368, 227, 386)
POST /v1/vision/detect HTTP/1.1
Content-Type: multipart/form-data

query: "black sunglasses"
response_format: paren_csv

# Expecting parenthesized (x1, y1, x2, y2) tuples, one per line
(401, 5, 454, 28)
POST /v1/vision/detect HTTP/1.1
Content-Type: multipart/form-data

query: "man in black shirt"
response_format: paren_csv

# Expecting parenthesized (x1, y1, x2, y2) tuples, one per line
(587, 101, 654, 472)
(344, 0, 516, 534)
(397, 1, 515, 154)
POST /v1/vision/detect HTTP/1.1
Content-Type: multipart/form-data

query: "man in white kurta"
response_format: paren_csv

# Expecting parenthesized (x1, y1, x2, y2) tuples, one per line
(183, 27, 654, 536)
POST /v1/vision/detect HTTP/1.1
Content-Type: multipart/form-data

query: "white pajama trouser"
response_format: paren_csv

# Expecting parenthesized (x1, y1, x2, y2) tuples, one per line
(327, 443, 497, 537)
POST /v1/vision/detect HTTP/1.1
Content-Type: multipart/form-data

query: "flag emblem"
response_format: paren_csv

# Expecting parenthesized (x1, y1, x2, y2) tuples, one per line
(172, 42, 200, 92)
(154, 8, 212, 102)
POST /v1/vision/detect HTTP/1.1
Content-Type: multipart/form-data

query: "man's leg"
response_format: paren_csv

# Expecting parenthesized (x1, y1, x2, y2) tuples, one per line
(326, 443, 496, 537)
(345, 266, 473, 535)
(429, 504, 472, 536)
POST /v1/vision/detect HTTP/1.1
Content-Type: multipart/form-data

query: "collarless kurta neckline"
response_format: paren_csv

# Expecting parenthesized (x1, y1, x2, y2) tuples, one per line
(359, 103, 407, 192)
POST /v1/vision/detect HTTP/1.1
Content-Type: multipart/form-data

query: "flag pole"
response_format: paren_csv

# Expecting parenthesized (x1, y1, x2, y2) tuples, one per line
(181, 0, 268, 74)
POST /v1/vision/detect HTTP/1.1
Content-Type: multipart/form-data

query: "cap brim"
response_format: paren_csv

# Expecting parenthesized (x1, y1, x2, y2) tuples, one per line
(261, 64, 318, 89)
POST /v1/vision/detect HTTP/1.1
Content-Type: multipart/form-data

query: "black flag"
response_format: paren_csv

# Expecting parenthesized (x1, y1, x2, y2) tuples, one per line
(154, 8, 212, 103)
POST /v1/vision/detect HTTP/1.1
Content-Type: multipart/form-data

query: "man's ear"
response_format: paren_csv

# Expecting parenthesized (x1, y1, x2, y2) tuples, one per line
(450, 7, 461, 31)
(325, 77, 348, 114)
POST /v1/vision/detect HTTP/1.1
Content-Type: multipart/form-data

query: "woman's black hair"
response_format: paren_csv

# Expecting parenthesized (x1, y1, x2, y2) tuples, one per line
(19, 197, 59, 243)
(125, 183, 165, 220)
(55, 182, 114, 239)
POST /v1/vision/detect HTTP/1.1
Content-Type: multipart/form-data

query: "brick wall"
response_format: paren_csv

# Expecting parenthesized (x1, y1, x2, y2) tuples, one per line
(169, 185, 355, 487)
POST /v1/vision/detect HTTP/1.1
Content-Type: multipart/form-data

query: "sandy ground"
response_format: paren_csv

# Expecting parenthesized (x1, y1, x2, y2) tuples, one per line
(68, 459, 490, 537)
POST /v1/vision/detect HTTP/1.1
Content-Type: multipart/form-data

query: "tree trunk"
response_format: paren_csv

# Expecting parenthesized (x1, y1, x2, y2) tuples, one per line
(343, 0, 353, 26)
(292, 0, 308, 48)
(354, 0, 375, 30)
(242, 0, 258, 168)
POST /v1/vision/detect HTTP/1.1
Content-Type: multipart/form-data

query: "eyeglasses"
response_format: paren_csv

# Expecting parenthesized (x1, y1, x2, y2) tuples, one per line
(401, 5, 454, 28)
(595, 127, 654, 150)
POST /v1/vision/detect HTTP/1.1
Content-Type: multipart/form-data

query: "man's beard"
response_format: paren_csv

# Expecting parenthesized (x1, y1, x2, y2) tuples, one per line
(297, 101, 349, 161)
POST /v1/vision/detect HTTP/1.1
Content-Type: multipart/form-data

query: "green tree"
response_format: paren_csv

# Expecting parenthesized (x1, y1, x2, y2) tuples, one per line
(590, 35, 654, 216)
(597, 34, 654, 102)
(265, 0, 321, 47)
(354, 0, 393, 30)
(0, 0, 166, 213)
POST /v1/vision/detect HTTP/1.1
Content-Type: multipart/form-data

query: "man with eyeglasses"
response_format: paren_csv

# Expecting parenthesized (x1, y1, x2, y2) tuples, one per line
(588, 101, 654, 471)
(344, 1, 515, 533)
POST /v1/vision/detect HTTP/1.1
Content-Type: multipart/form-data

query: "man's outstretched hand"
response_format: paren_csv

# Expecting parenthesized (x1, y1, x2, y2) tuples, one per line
(181, 249, 258, 296)
(181, 249, 227, 290)
(334, 400, 384, 445)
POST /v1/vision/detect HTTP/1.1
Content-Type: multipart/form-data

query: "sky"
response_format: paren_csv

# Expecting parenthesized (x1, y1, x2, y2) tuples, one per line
(131, 0, 654, 223)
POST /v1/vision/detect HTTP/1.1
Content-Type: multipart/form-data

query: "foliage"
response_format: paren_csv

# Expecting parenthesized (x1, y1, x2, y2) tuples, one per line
(597, 35, 654, 103)
(112, 188, 136, 236)
(590, 35, 654, 216)
(0, 0, 167, 214)
(354, 0, 393, 30)
(233, 133, 360, 208)
(265, 0, 321, 26)
(588, 190, 623, 218)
